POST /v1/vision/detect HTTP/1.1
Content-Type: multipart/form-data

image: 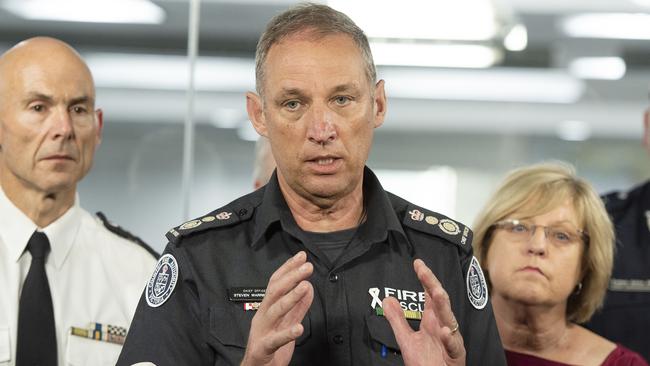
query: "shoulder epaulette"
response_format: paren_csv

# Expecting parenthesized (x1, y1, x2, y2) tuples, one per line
(401, 204, 473, 254)
(96, 212, 160, 259)
(601, 184, 641, 216)
(166, 201, 255, 245)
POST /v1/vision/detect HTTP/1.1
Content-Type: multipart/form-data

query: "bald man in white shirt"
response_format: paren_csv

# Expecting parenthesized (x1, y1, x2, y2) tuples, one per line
(0, 37, 157, 366)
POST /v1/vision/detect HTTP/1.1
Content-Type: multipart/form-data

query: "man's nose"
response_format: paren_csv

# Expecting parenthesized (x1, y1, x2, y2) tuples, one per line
(50, 107, 74, 140)
(306, 103, 336, 146)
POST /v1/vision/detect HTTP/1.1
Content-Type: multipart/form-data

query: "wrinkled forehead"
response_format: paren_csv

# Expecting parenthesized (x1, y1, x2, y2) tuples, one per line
(264, 33, 367, 87)
(0, 50, 95, 102)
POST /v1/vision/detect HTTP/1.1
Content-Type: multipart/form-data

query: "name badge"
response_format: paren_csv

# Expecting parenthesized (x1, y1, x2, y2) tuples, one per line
(228, 287, 266, 302)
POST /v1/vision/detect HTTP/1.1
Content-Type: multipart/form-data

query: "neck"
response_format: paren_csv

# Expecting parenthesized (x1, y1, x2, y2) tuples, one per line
(1, 177, 75, 228)
(278, 175, 364, 233)
(492, 293, 572, 354)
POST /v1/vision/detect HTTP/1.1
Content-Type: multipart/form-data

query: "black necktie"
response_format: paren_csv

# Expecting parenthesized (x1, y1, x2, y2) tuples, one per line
(16, 231, 57, 366)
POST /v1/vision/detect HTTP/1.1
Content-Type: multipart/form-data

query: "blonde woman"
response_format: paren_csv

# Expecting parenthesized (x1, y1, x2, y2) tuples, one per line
(473, 162, 647, 366)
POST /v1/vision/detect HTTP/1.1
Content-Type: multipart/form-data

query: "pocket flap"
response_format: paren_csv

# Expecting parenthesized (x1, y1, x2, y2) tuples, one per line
(365, 313, 420, 351)
(66, 331, 122, 366)
(0, 327, 10, 362)
(209, 305, 311, 348)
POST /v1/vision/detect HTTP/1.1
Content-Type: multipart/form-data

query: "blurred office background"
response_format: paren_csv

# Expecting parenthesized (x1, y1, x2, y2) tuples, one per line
(1, 0, 648, 251)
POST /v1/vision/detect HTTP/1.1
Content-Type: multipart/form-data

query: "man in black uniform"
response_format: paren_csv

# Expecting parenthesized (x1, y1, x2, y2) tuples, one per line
(118, 3, 505, 365)
(586, 88, 650, 361)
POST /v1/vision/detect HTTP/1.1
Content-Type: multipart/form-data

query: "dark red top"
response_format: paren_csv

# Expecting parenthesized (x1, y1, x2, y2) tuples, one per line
(505, 345, 649, 366)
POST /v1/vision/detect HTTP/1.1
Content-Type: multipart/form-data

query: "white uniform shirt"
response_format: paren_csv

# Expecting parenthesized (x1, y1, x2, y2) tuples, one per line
(0, 188, 158, 366)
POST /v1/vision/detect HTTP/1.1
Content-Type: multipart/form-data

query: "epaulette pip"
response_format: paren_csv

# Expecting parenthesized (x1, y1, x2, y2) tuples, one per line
(96, 212, 160, 258)
(166, 202, 254, 245)
(401, 204, 472, 254)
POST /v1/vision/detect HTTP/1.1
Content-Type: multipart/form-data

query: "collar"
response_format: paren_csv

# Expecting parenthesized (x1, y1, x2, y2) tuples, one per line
(251, 167, 408, 249)
(0, 187, 81, 269)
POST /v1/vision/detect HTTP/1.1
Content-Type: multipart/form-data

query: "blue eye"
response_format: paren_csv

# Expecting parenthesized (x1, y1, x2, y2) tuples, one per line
(511, 223, 529, 233)
(551, 230, 572, 242)
(284, 100, 300, 110)
(334, 96, 350, 105)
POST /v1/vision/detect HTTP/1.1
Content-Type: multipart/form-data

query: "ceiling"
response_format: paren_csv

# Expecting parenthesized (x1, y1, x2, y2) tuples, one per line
(0, 0, 648, 140)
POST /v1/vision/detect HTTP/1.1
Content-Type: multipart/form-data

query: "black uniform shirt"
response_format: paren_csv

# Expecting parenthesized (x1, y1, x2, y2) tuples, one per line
(586, 181, 650, 361)
(117, 167, 506, 366)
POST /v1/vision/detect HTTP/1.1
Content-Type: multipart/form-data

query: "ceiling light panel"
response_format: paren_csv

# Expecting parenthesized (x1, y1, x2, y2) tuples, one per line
(2, 0, 165, 24)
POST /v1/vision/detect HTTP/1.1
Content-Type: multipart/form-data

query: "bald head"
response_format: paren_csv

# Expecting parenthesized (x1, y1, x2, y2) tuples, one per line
(0, 37, 103, 209)
(0, 37, 95, 105)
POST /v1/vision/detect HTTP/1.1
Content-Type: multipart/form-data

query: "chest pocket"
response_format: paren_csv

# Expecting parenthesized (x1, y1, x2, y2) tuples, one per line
(209, 304, 311, 348)
(366, 314, 421, 365)
(0, 327, 10, 364)
(65, 332, 122, 366)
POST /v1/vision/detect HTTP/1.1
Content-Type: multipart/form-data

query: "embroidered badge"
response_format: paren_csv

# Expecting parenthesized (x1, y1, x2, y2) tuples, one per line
(460, 226, 470, 245)
(202, 215, 216, 222)
(439, 219, 461, 235)
(179, 219, 201, 230)
(146, 254, 179, 308)
(409, 209, 424, 221)
(425, 216, 439, 225)
(368, 286, 425, 312)
(216, 211, 233, 220)
(467, 256, 488, 310)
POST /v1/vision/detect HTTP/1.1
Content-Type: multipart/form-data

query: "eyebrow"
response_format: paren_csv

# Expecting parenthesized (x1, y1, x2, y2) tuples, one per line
(331, 83, 361, 94)
(22, 92, 94, 106)
(275, 83, 361, 99)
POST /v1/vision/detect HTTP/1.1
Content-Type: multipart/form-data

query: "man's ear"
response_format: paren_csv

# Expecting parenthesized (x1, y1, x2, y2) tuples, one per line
(373, 79, 387, 129)
(95, 108, 104, 148)
(246, 92, 267, 137)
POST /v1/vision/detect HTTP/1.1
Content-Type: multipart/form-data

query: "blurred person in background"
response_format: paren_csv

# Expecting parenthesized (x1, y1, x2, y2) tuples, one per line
(585, 88, 650, 361)
(0, 37, 158, 366)
(472, 162, 647, 365)
(252, 136, 276, 189)
(118, 3, 505, 365)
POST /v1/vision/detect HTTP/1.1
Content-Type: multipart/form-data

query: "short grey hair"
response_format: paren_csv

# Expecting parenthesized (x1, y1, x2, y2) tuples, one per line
(254, 2, 376, 96)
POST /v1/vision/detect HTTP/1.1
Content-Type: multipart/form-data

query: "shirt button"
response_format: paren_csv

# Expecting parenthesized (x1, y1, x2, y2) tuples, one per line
(328, 273, 339, 282)
(333, 335, 344, 344)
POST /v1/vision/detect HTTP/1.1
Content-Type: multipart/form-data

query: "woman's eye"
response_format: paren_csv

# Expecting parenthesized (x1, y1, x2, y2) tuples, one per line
(512, 224, 528, 233)
(553, 231, 571, 242)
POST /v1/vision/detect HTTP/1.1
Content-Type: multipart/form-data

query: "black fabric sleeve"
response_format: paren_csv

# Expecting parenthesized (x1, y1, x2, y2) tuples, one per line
(117, 244, 212, 366)
(459, 253, 507, 366)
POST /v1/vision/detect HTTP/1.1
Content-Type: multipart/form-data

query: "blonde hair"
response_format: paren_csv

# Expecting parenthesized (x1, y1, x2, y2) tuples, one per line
(472, 162, 614, 323)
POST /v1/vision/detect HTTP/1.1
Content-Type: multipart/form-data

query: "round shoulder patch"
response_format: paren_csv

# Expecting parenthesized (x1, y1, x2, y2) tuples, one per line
(146, 254, 179, 308)
(466, 256, 488, 310)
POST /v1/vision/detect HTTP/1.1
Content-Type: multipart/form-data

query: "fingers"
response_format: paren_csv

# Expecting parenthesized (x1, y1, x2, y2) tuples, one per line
(261, 323, 303, 355)
(264, 252, 313, 304)
(413, 259, 460, 338)
(440, 324, 466, 361)
(382, 297, 413, 346)
(244, 253, 314, 363)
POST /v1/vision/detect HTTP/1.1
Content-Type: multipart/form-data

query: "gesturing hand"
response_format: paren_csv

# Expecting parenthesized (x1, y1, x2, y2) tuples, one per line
(383, 259, 466, 366)
(240, 251, 314, 366)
